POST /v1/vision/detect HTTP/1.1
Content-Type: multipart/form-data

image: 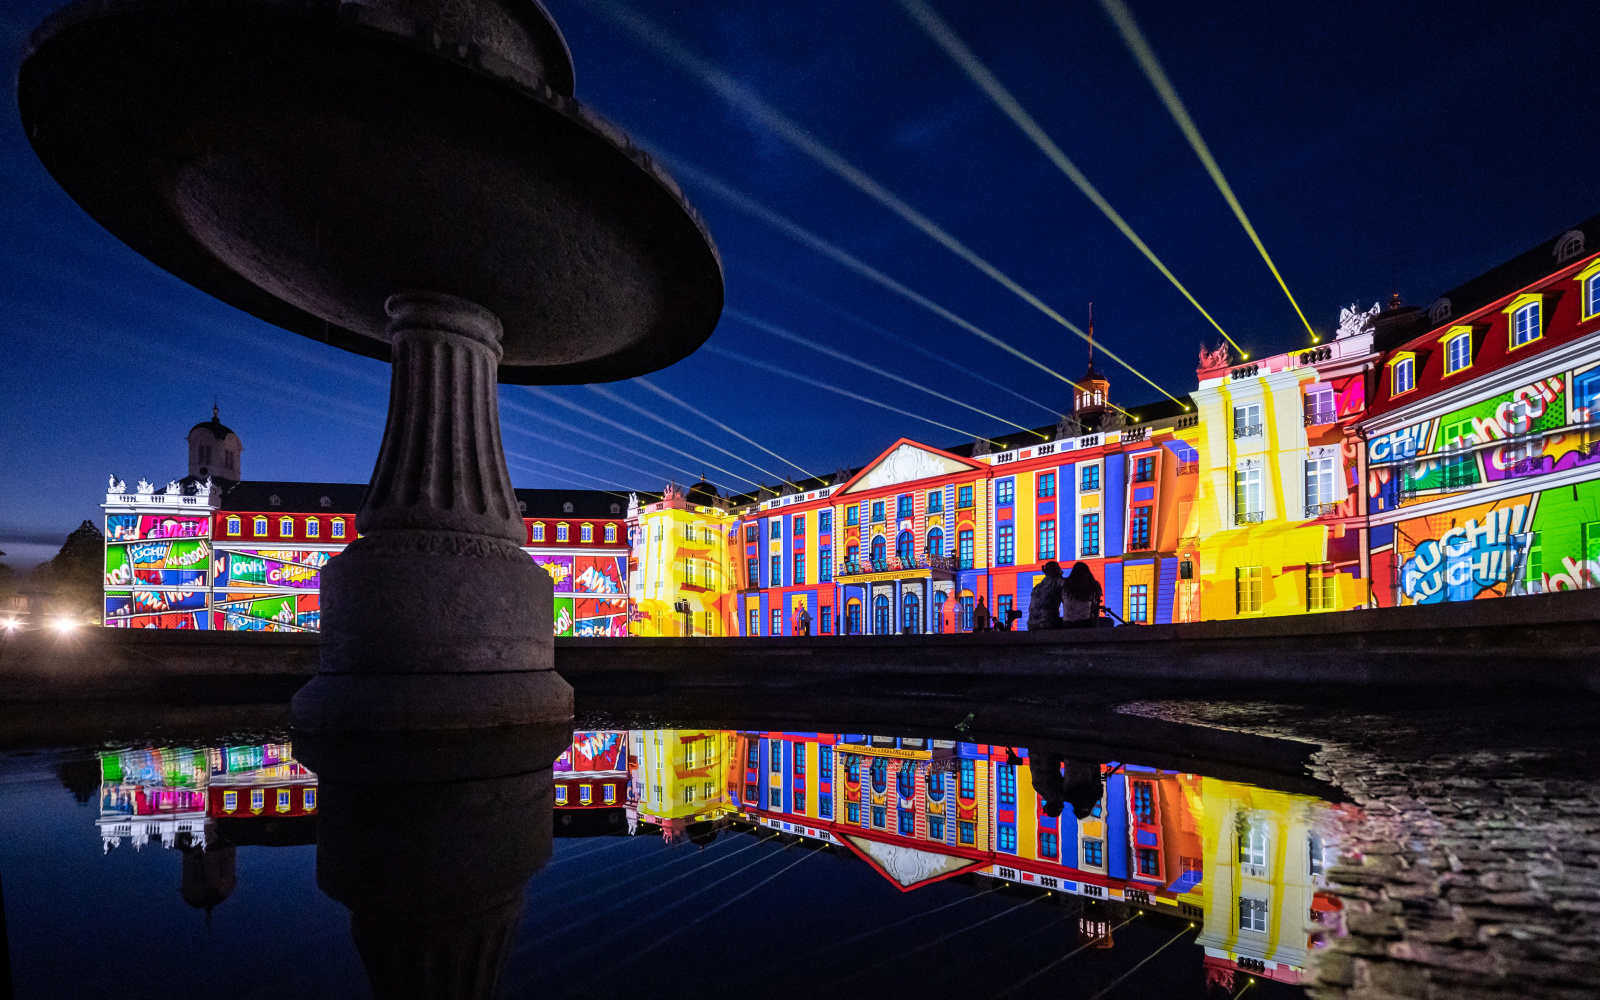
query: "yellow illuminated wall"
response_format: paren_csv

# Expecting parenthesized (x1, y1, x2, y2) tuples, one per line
(630, 729, 736, 824)
(628, 487, 736, 636)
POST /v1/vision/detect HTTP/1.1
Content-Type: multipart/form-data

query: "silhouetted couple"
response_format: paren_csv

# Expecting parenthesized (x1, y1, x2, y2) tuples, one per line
(1028, 560, 1102, 630)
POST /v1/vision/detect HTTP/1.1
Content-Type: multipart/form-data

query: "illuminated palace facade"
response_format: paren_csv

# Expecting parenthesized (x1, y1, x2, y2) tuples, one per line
(100, 214, 1600, 631)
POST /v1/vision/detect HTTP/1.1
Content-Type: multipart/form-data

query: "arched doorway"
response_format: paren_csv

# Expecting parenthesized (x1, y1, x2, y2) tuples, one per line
(846, 599, 862, 635)
(873, 594, 890, 635)
(933, 591, 948, 632)
(901, 592, 920, 633)
(896, 530, 914, 567)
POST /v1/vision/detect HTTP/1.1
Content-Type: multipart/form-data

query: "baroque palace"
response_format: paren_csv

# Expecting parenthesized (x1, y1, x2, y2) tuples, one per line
(100, 214, 1600, 633)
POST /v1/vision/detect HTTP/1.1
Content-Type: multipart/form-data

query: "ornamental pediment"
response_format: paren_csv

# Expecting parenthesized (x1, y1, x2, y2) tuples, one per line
(844, 444, 973, 493)
(843, 834, 977, 888)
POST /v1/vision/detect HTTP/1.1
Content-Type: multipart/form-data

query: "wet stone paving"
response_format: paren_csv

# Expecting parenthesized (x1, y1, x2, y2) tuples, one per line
(1125, 693, 1600, 999)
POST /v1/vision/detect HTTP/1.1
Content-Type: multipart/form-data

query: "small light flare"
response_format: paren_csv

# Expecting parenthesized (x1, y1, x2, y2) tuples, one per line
(51, 618, 78, 634)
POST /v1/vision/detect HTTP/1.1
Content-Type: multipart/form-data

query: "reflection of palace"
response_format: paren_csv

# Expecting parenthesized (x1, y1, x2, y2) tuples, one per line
(719, 730, 1348, 986)
(102, 215, 1599, 631)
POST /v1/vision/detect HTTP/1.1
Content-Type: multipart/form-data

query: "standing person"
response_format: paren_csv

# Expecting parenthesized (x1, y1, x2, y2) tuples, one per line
(1062, 562, 1102, 628)
(971, 596, 990, 632)
(1027, 560, 1066, 630)
(798, 606, 812, 636)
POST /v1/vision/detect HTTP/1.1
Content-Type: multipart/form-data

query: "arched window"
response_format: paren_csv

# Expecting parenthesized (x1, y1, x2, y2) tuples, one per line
(870, 535, 886, 568)
(926, 772, 945, 802)
(902, 592, 921, 633)
(870, 757, 888, 794)
(897, 765, 915, 801)
(897, 530, 914, 566)
(926, 527, 944, 558)
(278, 516, 293, 537)
(874, 594, 890, 634)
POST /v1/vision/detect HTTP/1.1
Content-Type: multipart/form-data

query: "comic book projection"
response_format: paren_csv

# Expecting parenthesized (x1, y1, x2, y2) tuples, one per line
(104, 514, 213, 628)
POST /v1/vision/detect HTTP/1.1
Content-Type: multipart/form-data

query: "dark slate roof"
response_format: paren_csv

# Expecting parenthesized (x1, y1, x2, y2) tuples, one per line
(218, 481, 368, 513)
(189, 416, 237, 440)
(941, 394, 1195, 458)
(512, 488, 633, 518)
(1424, 209, 1600, 330)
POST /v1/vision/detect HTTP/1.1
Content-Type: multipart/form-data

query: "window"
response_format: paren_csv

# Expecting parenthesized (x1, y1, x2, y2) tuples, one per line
(1081, 514, 1100, 556)
(1392, 356, 1415, 395)
(847, 802, 860, 823)
(959, 820, 976, 845)
(897, 494, 914, 518)
(897, 530, 915, 565)
(1511, 299, 1541, 347)
(870, 535, 886, 567)
(928, 815, 944, 840)
(959, 759, 975, 797)
(926, 528, 944, 558)
(997, 480, 1015, 506)
(1305, 385, 1336, 425)
(306, 519, 319, 538)
(819, 745, 833, 782)
(580, 523, 593, 542)
(1235, 465, 1263, 521)
(1037, 472, 1056, 498)
(820, 795, 832, 819)
(226, 516, 241, 536)
(927, 490, 943, 513)
(1038, 520, 1056, 560)
(958, 485, 974, 508)
(1040, 830, 1058, 859)
(531, 522, 544, 542)
(745, 524, 759, 543)
(899, 809, 915, 836)
(769, 787, 781, 808)
(1080, 465, 1100, 492)
(556, 523, 569, 542)
(997, 525, 1015, 565)
(794, 552, 806, 585)
(770, 521, 781, 540)
(684, 558, 696, 587)
(1134, 456, 1155, 483)
(793, 515, 805, 537)
(1305, 454, 1336, 513)
(819, 510, 832, 533)
(1239, 897, 1269, 933)
(771, 554, 781, 585)
(1132, 781, 1155, 822)
(872, 805, 886, 828)
(304, 787, 316, 810)
(1138, 848, 1161, 876)
(251, 788, 264, 812)
(998, 825, 1017, 852)
(1445, 331, 1472, 375)
(1308, 563, 1337, 611)
(1233, 402, 1262, 438)
(871, 501, 885, 523)
(1083, 839, 1103, 867)
(279, 517, 294, 537)
(795, 790, 806, 813)
(746, 557, 759, 587)
(846, 506, 859, 526)
(820, 546, 832, 583)
(958, 530, 974, 569)
(223, 790, 237, 812)
(1127, 584, 1148, 623)
(604, 524, 617, 543)
(771, 608, 782, 635)
(998, 765, 1016, 805)
(332, 518, 346, 539)
(1237, 566, 1263, 614)
(1129, 506, 1151, 549)
(1588, 273, 1600, 320)
(747, 608, 759, 635)
(996, 594, 1013, 625)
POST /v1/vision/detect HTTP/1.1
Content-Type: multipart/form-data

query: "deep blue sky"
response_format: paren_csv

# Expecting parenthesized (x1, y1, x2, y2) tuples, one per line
(3, 0, 1597, 565)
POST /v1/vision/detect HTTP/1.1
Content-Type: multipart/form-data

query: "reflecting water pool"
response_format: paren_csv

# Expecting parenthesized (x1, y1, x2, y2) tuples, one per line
(2, 689, 1597, 999)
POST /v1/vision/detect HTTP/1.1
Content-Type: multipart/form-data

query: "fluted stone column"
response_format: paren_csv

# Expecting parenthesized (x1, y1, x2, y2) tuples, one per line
(293, 291, 573, 731)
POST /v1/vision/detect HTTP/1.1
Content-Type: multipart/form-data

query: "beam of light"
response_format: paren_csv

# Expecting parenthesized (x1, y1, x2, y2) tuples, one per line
(734, 262, 1062, 417)
(836, 893, 1047, 987)
(1097, 0, 1318, 345)
(704, 344, 987, 443)
(1084, 923, 1196, 1000)
(502, 445, 639, 496)
(498, 412, 682, 486)
(543, 837, 641, 868)
(503, 454, 634, 500)
(991, 912, 1143, 998)
(631, 376, 819, 481)
(535, 832, 777, 928)
(655, 153, 1136, 418)
(896, 0, 1247, 362)
(504, 458, 628, 496)
(778, 885, 1004, 970)
(586, 0, 1189, 406)
(586, 383, 792, 483)
(726, 308, 1049, 440)
(524, 386, 763, 490)
(615, 846, 820, 972)
(501, 396, 721, 490)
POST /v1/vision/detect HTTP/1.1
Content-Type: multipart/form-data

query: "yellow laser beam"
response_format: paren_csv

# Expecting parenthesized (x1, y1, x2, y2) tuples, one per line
(726, 308, 1048, 439)
(524, 386, 763, 489)
(586, 383, 793, 483)
(631, 377, 820, 482)
(705, 344, 987, 443)
(897, 0, 1247, 361)
(1098, 0, 1316, 345)
(585, 0, 1190, 405)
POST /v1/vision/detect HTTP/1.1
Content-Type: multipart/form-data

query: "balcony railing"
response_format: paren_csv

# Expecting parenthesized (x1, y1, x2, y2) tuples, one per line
(1303, 409, 1337, 427)
(1235, 510, 1265, 525)
(837, 553, 961, 577)
(1079, 482, 1100, 494)
(1121, 426, 1149, 443)
(1304, 502, 1338, 518)
(1234, 423, 1262, 439)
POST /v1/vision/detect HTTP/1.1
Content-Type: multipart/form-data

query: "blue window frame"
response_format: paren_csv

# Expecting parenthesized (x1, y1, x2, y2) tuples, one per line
(871, 500, 886, 522)
(819, 746, 833, 781)
(1133, 781, 1155, 822)
(771, 740, 782, 772)
(748, 608, 759, 635)
(745, 524, 759, 542)
(997, 479, 1015, 506)
(770, 521, 781, 539)
(1038, 472, 1056, 498)
(746, 556, 758, 585)
(1081, 465, 1100, 491)
(820, 606, 832, 634)
(1038, 520, 1056, 560)
(998, 825, 1017, 852)
(959, 820, 976, 845)
(959, 759, 975, 797)
(958, 529, 974, 569)
(1512, 300, 1541, 347)
(1134, 455, 1156, 483)
(768, 787, 780, 808)
(1129, 505, 1151, 550)
(871, 805, 886, 828)
(996, 594, 1013, 624)
(1589, 274, 1600, 320)
(1040, 830, 1059, 859)
(897, 530, 915, 564)
(928, 815, 944, 840)
(794, 552, 806, 585)
(927, 489, 943, 513)
(870, 535, 886, 567)
(820, 545, 832, 582)
(897, 494, 914, 518)
(1128, 584, 1149, 623)
(927, 528, 944, 557)
(1082, 514, 1100, 556)
(846, 506, 859, 526)
(771, 608, 783, 635)
(870, 757, 888, 793)
(847, 801, 860, 823)
(820, 795, 832, 818)
(819, 510, 832, 533)
(997, 525, 1014, 565)
(1139, 849, 1161, 876)
(898, 809, 915, 835)
(1084, 839, 1103, 866)
(792, 514, 805, 537)
(794, 790, 806, 813)
(958, 485, 974, 508)
(770, 555, 781, 586)
(998, 765, 1017, 805)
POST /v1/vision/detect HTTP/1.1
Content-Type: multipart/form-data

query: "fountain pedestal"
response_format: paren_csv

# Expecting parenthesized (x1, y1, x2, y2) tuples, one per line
(293, 292, 571, 731)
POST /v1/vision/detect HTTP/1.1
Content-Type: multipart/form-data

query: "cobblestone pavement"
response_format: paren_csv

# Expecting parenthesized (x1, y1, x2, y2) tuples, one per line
(1122, 691, 1600, 999)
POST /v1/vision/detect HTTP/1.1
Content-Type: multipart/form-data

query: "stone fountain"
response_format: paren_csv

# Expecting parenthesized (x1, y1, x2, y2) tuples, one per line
(19, 0, 724, 732)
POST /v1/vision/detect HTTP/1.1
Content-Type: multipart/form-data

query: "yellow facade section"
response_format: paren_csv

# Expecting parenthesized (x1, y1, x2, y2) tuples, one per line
(630, 496, 735, 636)
(632, 729, 736, 823)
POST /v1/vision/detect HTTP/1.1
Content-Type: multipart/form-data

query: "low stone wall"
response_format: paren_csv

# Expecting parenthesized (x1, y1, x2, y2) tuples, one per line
(0, 588, 1596, 704)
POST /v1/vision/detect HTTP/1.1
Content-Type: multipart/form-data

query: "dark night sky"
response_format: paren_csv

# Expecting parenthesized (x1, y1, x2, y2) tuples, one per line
(2, 0, 1597, 565)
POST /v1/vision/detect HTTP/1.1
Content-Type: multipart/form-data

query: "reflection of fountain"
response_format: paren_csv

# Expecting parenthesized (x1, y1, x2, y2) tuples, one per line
(20, 0, 723, 731)
(296, 725, 569, 1000)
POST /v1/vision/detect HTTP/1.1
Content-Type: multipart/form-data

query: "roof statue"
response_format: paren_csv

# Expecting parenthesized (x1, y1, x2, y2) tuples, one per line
(136, 478, 154, 494)
(1337, 301, 1381, 340)
(1055, 413, 1083, 440)
(108, 474, 125, 493)
(1198, 341, 1231, 370)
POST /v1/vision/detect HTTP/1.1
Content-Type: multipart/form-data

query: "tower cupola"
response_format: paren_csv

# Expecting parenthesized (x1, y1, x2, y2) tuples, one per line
(187, 405, 243, 483)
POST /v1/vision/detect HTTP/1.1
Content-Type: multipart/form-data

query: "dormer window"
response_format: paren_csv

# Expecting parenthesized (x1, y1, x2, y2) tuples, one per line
(226, 516, 241, 536)
(1577, 259, 1600, 321)
(604, 524, 617, 543)
(1507, 295, 1542, 348)
(610, 503, 621, 514)
(269, 494, 281, 507)
(580, 523, 593, 543)
(279, 516, 294, 537)
(319, 496, 332, 508)
(518, 501, 527, 513)
(1391, 355, 1416, 396)
(1443, 328, 1473, 376)
(562, 502, 574, 514)
(531, 522, 545, 542)
(253, 516, 268, 536)
(331, 519, 346, 539)
(306, 519, 320, 538)
(556, 522, 569, 542)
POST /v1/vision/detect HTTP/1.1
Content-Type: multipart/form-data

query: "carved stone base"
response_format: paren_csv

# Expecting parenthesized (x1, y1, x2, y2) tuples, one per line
(292, 291, 572, 732)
